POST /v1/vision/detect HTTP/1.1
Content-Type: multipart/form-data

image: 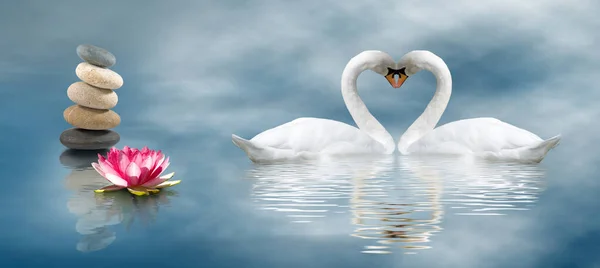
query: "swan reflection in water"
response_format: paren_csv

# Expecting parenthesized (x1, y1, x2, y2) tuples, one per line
(60, 150, 176, 252)
(243, 155, 546, 255)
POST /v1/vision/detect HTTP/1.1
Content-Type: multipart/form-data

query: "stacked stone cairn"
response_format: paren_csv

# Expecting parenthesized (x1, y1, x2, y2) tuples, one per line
(60, 44, 123, 150)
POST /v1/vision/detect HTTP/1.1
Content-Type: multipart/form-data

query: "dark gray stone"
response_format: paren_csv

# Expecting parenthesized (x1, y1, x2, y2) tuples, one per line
(59, 149, 109, 169)
(76, 44, 116, 68)
(60, 128, 120, 150)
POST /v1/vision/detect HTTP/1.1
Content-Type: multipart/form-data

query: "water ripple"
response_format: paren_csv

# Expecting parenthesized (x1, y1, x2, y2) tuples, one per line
(243, 155, 546, 255)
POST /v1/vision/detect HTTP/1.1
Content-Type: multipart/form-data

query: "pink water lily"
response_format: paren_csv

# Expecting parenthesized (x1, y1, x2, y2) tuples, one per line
(92, 146, 180, 196)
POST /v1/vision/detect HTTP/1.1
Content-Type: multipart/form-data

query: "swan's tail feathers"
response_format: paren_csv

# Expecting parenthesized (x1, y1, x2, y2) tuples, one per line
(526, 134, 561, 163)
(539, 134, 561, 150)
(231, 134, 264, 162)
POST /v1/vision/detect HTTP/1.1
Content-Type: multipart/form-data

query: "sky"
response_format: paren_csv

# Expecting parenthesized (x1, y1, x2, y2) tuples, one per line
(1, 0, 598, 152)
(0, 0, 599, 267)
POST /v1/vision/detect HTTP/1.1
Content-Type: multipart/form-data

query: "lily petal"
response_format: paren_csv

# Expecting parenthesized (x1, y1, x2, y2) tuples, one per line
(155, 180, 181, 189)
(140, 177, 163, 188)
(119, 152, 131, 175)
(148, 157, 169, 179)
(137, 167, 151, 185)
(98, 156, 120, 179)
(94, 185, 125, 193)
(147, 188, 161, 194)
(126, 161, 142, 185)
(91, 162, 105, 177)
(108, 147, 120, 165)
(160, 172, 175, 180)
(152, 154, 167, 171)
(140, 156, 154, 171)
(131, 153, 143, 167)
(105, 173, 128, 187)
(160, 156, 170, 171)
(127, 187, 149, 196)
(141, 172, 175, 188)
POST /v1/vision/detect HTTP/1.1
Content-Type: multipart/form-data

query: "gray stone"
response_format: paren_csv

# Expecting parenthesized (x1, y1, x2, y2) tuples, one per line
(59, 149, 109, 169)
(60, 128, 120, 150)
(76, 44, 116, 68)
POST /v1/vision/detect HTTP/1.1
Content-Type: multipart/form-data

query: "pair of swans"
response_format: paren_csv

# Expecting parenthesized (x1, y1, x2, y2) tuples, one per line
(232, 50, 561, 163)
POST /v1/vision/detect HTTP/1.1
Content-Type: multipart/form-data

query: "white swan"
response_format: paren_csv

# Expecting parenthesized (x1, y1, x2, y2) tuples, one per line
(232, 50, 400, 163)
(394, 50, 561, 163)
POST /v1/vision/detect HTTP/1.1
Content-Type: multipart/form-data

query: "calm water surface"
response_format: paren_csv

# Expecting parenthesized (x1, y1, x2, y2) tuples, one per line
(1, 125, 599, 268)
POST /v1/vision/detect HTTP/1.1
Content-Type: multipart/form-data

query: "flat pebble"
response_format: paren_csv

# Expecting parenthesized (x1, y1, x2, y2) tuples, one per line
(76, 44, 116, 68)
(75, 62, 123, 90)
(67, 81, 118, 109)
(60, 128, 120, 150)
(64, 105, 121, 130)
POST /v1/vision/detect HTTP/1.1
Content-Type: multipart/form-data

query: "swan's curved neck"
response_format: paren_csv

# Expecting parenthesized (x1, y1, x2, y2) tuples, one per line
(397, 56, 452, 154)
(341, 63, 395, 153)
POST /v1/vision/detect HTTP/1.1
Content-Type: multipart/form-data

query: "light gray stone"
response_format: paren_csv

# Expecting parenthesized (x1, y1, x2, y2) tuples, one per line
(75, 62, 123, 90)
(67, 82, 118, 109)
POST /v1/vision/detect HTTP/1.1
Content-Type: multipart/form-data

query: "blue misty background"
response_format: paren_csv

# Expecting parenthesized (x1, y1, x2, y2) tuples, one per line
(1, 0, 600, 267)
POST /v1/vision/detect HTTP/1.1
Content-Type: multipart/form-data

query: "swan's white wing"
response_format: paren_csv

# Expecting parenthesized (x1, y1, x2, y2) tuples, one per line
(407, 117, 543, 154)
(251, 117, 386, 153)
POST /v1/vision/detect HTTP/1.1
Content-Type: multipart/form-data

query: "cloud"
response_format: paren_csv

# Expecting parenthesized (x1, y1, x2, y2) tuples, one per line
(110, 0, 599, 146)
(3, 0, 596, 143)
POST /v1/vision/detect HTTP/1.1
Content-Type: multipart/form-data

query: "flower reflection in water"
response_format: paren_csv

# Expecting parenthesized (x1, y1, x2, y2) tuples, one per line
(244, 155, 546, 255)
(61, 149, 176, 252)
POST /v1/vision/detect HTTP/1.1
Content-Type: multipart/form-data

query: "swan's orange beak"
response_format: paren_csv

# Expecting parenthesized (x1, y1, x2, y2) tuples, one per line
(385, 73, 408, 88)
